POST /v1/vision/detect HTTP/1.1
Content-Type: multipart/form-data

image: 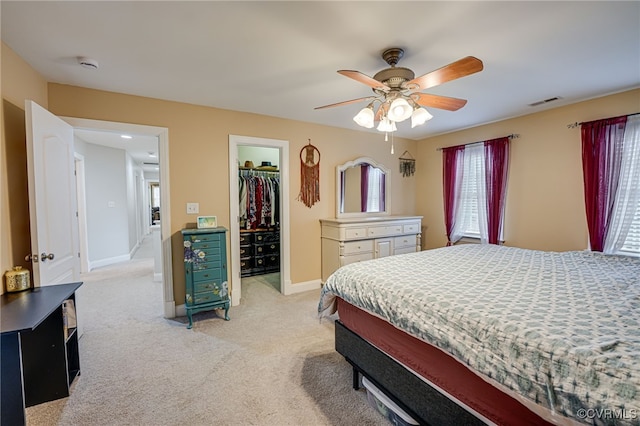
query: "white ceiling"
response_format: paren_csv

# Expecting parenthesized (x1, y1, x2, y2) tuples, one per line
(74, 129, 160, 173)
(2, 1, 639, 149)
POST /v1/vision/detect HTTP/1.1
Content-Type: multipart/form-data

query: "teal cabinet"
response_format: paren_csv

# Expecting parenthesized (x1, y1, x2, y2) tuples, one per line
(181, 228, 230, 329)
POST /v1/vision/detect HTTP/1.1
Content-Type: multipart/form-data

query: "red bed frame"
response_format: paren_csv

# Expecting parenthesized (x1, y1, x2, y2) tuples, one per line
(336, 297, 557, 426)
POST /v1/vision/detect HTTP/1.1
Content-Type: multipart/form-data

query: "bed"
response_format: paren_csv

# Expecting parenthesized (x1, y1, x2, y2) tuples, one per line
(318, 244, 640, 426)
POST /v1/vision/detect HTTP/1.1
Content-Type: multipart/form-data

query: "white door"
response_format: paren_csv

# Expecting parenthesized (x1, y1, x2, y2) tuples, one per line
(25, 100, 80, 286)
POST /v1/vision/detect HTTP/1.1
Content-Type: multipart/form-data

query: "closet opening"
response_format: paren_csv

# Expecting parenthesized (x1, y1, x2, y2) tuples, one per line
(228, 135, 291, 306)
(238, 146, 281, 293)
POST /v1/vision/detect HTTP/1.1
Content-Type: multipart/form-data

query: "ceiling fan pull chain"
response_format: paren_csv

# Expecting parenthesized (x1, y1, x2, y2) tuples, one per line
(390, 132, 395, 154)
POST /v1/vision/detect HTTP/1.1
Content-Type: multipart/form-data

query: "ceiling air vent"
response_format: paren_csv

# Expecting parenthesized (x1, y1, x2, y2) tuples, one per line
(529, 96, 562, 107)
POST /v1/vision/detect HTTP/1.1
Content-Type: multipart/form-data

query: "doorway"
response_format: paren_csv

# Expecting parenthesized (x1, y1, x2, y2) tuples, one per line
(228, 135, 291, 306)
(62, 117, 175, 319)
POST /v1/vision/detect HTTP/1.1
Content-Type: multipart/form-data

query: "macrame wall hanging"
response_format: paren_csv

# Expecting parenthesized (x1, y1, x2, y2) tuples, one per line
(297, 140, 321, 208)
(399, 151, 416, 177)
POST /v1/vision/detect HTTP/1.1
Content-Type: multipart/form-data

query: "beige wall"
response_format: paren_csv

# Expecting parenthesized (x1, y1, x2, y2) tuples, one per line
(1, 42, 49, 295)
(1, 39, 416, 301)
(416, 88, 640, 251)
(46, 84, 416, 302)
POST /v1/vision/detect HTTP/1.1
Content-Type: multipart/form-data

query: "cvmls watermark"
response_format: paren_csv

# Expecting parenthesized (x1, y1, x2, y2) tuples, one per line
(577, 408, 639, 421)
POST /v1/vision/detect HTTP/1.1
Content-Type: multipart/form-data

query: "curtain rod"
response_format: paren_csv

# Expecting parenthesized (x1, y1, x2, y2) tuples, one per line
(567, 112, 640, 129)
(436, 134, 519, 151)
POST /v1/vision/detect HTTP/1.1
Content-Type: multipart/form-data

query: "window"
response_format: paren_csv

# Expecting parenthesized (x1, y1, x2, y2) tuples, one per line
(455, 144, 485, 238)
(583, 114, 640, 256)
(443, 137, 509, 245)
(609, 115, 640, 256)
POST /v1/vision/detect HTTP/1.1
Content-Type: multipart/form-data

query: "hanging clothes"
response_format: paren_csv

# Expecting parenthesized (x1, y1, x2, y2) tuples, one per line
(239, 169, 280, 229)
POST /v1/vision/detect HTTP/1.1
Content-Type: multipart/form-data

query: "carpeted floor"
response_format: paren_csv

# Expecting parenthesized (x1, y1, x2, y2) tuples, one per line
(25, 236, 388, 426)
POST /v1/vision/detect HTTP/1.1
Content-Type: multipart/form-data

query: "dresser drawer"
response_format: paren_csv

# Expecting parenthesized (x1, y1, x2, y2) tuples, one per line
(191, 289, 226, 305)
(394, 234, 417, 249)
(254, 233, 267, 244)
(254, 255, 266, 270)
(394, 246, 417, 255)
(345, 228, 367, 239)
(264, 254, 279, 269)
(193, 268, 223, 283)
(193, 279, 225, 295)
(367, 225, 402, 238)
(263, 242, 279, 254)
(403, 223, 420, 234)
(191, 260, 220, 271)
(240, 257, 252, 271)
(187, 233, 222, 244)
(341, 252, 374, 266)
(191, 241, 222, 253)
(342, 240, 373, 255)
(239, 232, 252, 245)
(262, 232, 279, 243)
(239, 245, 251, 257)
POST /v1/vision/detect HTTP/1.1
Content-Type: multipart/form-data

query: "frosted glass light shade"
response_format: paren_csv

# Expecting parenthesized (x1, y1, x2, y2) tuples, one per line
(353, 106, 375, 128)
(411, 107, 433, 128)
(377, 117, 397, 132)
(387, 98, 413, 122)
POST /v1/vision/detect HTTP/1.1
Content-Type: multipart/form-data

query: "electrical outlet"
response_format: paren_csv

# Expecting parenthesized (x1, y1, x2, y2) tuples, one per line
(186, 203, 199, 214)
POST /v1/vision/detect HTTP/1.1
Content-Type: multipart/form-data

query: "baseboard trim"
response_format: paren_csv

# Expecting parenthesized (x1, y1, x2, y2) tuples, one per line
(89, 254, 130, 270)
(174, 279, 322, 318)
(284, 279, 321, 295)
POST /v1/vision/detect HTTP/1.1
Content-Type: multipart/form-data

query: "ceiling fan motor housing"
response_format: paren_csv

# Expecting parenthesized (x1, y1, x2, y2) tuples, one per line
(373, 67, 415, 89)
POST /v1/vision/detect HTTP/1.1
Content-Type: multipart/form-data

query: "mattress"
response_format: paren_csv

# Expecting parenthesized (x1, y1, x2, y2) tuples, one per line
(318, 245, 640, 425)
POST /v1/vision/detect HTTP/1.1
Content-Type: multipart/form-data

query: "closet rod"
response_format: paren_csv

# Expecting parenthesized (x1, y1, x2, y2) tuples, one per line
(239, 169, 280, 177)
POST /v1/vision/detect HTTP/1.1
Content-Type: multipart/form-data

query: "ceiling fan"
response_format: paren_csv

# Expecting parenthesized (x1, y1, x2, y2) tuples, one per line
(315, 48, 483, 131)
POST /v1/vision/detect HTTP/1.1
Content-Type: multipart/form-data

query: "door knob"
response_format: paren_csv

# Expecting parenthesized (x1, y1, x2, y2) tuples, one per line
(40, 253, 55, 262)
(25, 254, 39, 263)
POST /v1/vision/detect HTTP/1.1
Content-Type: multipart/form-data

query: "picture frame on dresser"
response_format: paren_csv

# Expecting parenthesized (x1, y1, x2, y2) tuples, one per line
(196, 215, 218, 229)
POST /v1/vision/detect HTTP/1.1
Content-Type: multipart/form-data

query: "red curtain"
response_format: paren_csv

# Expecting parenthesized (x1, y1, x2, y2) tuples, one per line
(442, 146, 464, 245)
(581, 116, 627, 251)
(484, 137, 510, 245)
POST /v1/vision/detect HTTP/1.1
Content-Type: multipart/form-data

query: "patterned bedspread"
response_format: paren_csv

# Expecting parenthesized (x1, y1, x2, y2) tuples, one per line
(318, 245, 640, 425)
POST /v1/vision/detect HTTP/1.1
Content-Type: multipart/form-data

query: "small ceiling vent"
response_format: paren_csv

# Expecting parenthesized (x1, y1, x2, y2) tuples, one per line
(529, 96, 562, 107)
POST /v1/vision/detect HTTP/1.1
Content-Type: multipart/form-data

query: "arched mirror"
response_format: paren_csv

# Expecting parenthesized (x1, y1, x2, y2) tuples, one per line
(336, 157, 390, 218)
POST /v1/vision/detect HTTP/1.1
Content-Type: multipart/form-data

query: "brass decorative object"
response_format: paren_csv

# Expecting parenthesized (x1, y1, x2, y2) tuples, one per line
(4, 266, 31, 292)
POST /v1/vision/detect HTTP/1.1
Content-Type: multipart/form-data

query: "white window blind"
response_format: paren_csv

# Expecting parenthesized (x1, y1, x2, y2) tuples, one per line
(456, 144, 485, 239)
(610, 115, 640, 256)
(366, 167, 383, 213)
(620, 203, 640, 254)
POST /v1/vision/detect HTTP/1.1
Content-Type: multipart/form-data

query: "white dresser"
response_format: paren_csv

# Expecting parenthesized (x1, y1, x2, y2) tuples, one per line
(320, 216, 422, 283)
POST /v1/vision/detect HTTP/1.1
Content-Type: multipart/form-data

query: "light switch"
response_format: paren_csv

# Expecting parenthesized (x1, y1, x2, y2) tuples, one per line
(186, 203, 199, 214)
(108, 201, 115, 208)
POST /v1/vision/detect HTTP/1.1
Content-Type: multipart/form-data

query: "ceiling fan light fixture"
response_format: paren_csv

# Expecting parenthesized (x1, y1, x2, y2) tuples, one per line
(411, 107, 433, 128)
(387, 97, 413, 122)
(353, 105, 375, 128)
(377, 117, 396, 133)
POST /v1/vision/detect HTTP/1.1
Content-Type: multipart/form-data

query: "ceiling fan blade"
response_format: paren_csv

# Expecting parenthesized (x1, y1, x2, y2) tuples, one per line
(314, 96, 376, 110)
(338, 70, 390, 92)
(405, 56, 483, 91)
(412, 93, 468, 111)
